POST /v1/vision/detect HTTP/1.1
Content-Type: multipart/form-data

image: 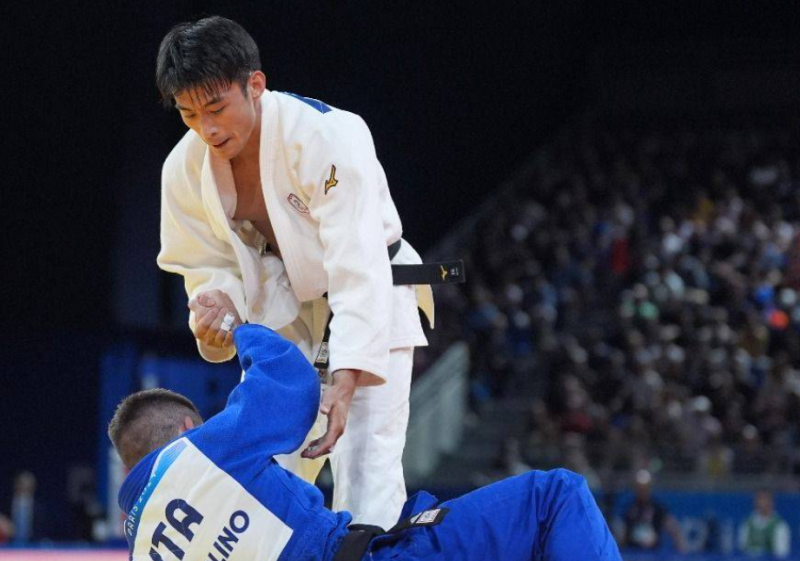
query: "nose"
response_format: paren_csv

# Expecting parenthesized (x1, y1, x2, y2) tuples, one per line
(199, 114, 219, 141)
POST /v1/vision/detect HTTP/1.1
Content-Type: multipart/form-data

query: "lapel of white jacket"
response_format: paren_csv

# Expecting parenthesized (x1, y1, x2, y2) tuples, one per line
(257, 91, 300, 289)
(257, 91, 283, 240)
(199, 149, 261, 317)
(200, 152, 238, 241)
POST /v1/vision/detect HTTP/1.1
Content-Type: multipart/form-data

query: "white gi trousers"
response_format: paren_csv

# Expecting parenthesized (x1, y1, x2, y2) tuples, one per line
(273, 302, 413, 530)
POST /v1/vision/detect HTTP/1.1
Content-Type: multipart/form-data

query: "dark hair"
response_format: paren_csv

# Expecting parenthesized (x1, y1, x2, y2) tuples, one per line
(156, 16, 261, 108)
(108, 388, 203, 468)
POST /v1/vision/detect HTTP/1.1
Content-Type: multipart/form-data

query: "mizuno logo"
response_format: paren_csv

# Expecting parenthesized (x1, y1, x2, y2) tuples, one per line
(440, 265, 448, 281)
(324, 165, 338, 195)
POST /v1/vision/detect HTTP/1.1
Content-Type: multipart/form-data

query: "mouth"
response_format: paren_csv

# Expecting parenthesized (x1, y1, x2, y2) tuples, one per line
(213, 138, 231, 149)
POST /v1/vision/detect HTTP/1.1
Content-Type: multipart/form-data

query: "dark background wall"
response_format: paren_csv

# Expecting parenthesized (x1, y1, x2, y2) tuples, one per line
(2, 0, 800, 537)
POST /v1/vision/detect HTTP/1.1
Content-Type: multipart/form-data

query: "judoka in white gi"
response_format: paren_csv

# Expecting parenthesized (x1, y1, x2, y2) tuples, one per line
(154, 15, 433, 529)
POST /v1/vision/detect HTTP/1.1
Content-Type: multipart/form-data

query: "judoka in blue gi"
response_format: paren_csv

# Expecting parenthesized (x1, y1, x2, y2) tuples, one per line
(109, 324, 622, 561)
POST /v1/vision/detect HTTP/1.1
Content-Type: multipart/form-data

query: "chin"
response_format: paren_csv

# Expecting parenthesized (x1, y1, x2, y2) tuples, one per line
(212, 141, 234, 157)
(228, 145, 247, 159)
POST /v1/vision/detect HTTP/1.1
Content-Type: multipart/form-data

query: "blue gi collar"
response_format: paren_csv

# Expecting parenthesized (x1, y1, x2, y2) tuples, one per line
(117, 431, 193, 514)
(117, 447, 160, 514)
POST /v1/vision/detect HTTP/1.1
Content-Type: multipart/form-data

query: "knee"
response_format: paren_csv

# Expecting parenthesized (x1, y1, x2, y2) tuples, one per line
(546, 468, 587, 494)
(522, 468, 588, 501)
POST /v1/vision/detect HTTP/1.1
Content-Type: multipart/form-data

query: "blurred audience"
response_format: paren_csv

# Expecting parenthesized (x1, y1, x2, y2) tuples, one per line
(738, 489, 790, 558)
(430, 118, 800, 478)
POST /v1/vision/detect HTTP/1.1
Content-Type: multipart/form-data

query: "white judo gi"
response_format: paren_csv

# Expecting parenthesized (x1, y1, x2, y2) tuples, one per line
(157, 89, 434, 529)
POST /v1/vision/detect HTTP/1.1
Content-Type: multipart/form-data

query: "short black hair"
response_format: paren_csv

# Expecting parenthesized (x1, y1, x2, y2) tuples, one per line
(108, 388, 203, 469)
(156, 15, 261, 108)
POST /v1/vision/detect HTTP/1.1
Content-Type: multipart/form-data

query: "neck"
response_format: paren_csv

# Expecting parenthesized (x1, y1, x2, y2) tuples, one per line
(233, 98, 262, 165)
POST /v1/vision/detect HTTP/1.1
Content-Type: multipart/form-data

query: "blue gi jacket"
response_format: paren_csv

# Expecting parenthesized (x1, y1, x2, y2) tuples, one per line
(117, 324, 351, 561)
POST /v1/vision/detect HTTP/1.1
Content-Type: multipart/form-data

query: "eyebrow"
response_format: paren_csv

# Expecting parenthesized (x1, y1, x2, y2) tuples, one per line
(175, 96, 224, 111)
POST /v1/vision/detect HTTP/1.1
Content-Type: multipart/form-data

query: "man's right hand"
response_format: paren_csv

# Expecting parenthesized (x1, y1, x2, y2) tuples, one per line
(188, 290, 242, 349)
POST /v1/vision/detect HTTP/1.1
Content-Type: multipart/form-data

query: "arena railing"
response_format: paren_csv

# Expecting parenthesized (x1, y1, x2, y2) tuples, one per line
(403, 342, 470, 486)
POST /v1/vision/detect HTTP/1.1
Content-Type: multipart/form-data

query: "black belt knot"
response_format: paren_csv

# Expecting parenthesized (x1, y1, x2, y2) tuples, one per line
(332, 524, 385, 561)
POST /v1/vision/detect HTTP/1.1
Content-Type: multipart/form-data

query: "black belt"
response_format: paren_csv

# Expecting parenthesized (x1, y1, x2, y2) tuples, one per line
(387, 240, 466, 286)
(333, 524, 385, 561)
(333, 507, 450, 561)
(313, 240, 465, 371)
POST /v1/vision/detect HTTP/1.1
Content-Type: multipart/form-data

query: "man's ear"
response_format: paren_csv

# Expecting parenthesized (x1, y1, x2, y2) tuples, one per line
(181, 416, 197, 433)
(248, 71, 267, 100)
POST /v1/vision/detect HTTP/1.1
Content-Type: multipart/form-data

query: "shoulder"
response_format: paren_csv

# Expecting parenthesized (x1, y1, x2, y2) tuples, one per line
(273, 91, 371, 150)
(275, 91, 338, 117)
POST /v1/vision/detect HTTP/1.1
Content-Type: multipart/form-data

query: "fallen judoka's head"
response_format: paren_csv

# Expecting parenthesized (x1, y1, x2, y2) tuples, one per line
(108, 389, 204, 469)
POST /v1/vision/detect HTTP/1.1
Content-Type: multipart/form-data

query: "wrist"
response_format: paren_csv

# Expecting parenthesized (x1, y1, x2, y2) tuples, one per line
(332, 369, 361, 389)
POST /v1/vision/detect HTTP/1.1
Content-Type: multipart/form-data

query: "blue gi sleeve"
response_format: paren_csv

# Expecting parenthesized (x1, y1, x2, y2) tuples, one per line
(187, 324, 321, 466)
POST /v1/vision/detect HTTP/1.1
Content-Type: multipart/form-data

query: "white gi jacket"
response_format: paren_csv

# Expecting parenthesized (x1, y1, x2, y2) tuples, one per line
(157, 90, 433, 384)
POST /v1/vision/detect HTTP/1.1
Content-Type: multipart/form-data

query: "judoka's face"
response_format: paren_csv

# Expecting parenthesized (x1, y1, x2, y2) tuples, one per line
(174, 72, 266, 159)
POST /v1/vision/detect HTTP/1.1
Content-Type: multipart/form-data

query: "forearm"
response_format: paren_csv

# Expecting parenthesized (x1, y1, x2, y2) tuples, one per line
(324, 274, 392, 383)
(300, 368, 361, 459)
(160, 163, 248, 355)
(231, 325, 321, 449)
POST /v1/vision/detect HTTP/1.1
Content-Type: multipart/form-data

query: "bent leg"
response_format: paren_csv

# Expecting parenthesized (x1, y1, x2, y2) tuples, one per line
(387, 469, 620, 561)
(539, 470, 621, 561)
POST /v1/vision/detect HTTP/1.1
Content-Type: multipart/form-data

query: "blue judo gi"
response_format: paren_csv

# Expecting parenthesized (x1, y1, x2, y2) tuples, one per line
(117, 325, 621, 561)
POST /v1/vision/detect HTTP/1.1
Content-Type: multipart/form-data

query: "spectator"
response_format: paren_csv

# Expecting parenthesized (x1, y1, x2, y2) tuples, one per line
(10, 471, 37, 545)
(473, 436, 535, 486)
(696, 433, 734, 480)
(738, 489, 790, 558)
(493, 437, 534, 477)
(0, 513, 12, 544)
(618, 470, 686, 552)
(66, 465, 101, 542)
(733, 425, 770, 475)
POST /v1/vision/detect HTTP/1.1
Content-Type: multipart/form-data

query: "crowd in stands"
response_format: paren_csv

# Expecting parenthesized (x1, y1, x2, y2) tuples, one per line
(421, 115, 800, 483)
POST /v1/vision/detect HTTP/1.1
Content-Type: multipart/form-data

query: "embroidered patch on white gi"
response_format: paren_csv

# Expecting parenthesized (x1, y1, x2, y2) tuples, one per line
(287, 194, 310, 214)
(324, 165, 338, 195)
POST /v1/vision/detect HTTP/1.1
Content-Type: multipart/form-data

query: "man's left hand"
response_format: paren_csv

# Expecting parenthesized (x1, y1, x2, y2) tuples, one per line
(301, 369, 360, 459)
